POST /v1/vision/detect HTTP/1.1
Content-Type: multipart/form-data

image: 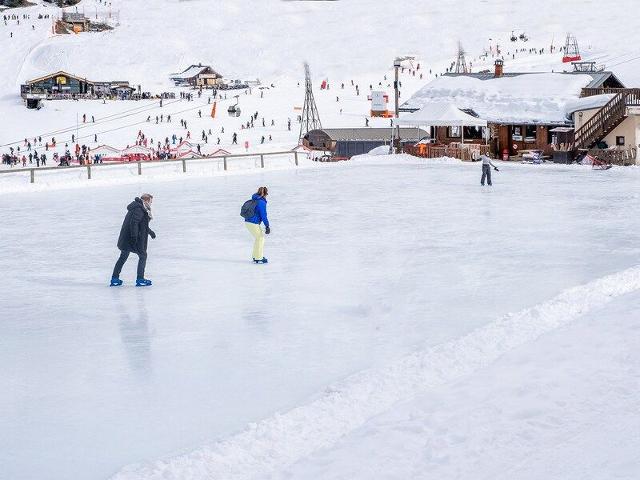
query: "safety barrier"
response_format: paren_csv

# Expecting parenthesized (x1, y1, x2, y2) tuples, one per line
(0, 150, 301, 185)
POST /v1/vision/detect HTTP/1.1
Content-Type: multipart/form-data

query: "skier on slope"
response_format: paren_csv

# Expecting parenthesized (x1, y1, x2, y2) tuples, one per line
(110, 194, 156, 287)
(480, 154, 499, 186)
(242, 186, 270, 264)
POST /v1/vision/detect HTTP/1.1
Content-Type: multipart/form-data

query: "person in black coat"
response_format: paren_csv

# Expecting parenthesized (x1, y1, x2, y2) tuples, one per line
(111, 194, 156, 286)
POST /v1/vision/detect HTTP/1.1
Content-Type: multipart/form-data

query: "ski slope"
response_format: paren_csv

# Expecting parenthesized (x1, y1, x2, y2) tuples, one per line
(2, 0, 640, 159)
(2, 157, 640, 479)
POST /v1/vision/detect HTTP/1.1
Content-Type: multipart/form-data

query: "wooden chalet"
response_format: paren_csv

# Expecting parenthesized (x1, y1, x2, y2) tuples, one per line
(61, 12, 90, 32)
(170, 64, 223, 87)
(21, 71, 93, 99)
(21, 71, 134, 100)
(401, 60, 629, 159)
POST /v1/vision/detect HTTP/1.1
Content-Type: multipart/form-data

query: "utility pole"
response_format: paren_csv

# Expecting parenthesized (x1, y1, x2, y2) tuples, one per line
(393, 58, 401, 153)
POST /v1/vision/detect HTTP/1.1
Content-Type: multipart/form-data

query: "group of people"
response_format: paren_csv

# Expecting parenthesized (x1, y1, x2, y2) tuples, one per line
(110, 186, 270, 287)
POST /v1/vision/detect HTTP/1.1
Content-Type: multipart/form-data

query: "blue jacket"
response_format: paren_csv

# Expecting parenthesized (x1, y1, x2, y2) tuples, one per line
(245, 193, 269, 227)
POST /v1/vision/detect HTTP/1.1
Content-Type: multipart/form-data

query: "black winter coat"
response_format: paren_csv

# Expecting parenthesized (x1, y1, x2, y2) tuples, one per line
(117, 198, 154, 254)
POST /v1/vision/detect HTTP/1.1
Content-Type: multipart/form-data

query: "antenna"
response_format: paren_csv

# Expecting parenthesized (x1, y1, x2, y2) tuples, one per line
(299, 62, 322, 140)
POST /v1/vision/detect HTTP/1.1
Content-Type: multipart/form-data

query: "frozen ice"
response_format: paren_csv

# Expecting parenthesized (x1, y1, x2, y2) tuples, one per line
(2, 157, 640, 479)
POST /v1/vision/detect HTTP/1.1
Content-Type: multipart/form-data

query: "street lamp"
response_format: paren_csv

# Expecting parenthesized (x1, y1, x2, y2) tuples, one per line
(393, 58, 401, 118)
(393, 58, 402, 153)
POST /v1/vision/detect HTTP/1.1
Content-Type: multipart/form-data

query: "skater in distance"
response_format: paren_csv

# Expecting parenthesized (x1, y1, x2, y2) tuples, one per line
(241, 186, 270, 264)
(110, 193, 156, 287)
(480, 154, 499, 186)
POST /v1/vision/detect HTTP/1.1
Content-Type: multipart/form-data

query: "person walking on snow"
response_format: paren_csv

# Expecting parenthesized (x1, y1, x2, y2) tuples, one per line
(243, 186, 270, 264)
(110, 194, 156, 287)
(480, 154, 499, 186)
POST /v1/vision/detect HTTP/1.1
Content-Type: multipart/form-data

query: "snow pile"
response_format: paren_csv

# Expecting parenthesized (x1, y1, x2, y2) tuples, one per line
(403, 73, 595, 124)
(565, 93, 615, 115)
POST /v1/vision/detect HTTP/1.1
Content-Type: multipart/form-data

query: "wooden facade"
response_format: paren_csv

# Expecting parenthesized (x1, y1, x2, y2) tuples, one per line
(21, 71, 133, 100)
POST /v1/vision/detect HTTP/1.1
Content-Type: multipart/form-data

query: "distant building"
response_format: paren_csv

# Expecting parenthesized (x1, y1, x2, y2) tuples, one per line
(303, 128, 428, 159)
(401, 61, 628, 158)
(21, 71, 93, 98)
(170, 64, 223, 87)
(20, 71, 133, 100)
(61, 12, 90, 32)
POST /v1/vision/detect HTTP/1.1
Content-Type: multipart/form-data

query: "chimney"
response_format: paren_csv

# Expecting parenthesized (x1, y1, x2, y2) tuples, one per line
(494, 59, 504, 78)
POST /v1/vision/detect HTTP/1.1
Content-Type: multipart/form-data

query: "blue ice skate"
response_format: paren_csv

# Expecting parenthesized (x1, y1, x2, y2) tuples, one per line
(253, 257, 268, 264)
(136, 278, 152, 287)
(110, 277, 123, 287)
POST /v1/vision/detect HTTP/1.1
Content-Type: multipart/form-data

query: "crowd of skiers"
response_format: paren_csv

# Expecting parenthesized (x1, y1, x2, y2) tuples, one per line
(110, 186, 271, 287)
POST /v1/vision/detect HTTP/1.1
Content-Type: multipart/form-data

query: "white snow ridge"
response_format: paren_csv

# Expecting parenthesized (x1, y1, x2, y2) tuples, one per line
(112, 265, 640, 480)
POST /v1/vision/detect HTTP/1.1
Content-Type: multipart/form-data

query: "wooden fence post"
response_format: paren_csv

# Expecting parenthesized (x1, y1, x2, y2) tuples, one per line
(30, 169, 34, 184)
(182, 158, 186, 173)
(87, 164, 92, 179)
(137, 161, 142, 176)
(260, 154, 264, 168)
(223, 156, 227, 171)
(294, 151, 299, 166)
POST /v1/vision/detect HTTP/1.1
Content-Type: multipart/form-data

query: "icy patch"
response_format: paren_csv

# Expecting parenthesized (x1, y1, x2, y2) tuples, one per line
(111, 265, 640, 480)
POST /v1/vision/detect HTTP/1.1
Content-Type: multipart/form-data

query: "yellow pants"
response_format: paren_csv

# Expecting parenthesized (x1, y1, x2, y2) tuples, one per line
(245, 222, 265, 260)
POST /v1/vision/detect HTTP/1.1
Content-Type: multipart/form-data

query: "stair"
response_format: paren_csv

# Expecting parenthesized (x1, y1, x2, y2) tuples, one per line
(573, 89, 640, 150)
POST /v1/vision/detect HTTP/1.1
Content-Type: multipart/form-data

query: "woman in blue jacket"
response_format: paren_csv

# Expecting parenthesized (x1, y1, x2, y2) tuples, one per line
(245, 186, 270, 263)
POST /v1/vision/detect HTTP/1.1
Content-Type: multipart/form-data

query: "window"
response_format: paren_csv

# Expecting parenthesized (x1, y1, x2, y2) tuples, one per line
(448, 126, 461, 138)
(511, 126, 523, 141)
(616, 136, 625, 146)
(463, 126, 485, 140)
(525, 125, 537, 142)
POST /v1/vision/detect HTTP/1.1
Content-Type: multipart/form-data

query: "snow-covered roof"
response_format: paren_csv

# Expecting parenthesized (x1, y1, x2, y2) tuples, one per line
(403, 73, 598, 125)
(564, 94, 614, 115)
(394, 102, 487, 127)
(121, 145, 152, 155)
(315, 128, 428, 142)
(89, 145, 120, 156)
(170, 65, 220, 80)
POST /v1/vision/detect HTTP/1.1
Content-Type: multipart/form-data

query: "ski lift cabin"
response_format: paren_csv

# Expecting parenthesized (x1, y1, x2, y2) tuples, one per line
(227, 96, 241, 117)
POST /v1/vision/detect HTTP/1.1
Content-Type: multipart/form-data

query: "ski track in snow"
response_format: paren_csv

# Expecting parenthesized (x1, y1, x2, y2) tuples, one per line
(111, 265, 640, 480)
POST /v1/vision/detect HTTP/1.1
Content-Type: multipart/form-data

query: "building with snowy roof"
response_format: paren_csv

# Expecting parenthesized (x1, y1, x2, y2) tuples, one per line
(170, 64, 223, 88)
(400, 60, 633, 158)
(303, 128, 428, 159)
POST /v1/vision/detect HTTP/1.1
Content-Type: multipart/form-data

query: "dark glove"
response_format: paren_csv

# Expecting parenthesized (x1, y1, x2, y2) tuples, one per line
(265, 226, 271, 235)
(494, 167, 499, 172)
(149, 230, 156, 239)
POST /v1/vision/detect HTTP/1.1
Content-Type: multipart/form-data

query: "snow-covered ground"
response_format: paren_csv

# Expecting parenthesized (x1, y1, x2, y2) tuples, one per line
(2, 156, 640, 479)
(3, 1, 640, 479)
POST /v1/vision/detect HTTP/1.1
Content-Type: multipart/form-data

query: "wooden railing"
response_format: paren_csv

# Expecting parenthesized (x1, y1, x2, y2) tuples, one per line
(0, 150, 301, 185)
(405, 143, 491, 161)
(573, 93, 627, 150)
(581, 87, 640, 101)
(589, 147, 637, 166)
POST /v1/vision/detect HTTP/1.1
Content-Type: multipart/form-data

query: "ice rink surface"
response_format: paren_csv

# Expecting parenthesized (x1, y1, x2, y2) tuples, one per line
(1, 157, 640, 479)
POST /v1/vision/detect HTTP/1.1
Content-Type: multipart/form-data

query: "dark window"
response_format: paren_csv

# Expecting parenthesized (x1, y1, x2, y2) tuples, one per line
(616, 136, 625, 146)
(463, 126, 485, 140)
(511, 126, 523, 141)
(525, 125, 537, 142)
